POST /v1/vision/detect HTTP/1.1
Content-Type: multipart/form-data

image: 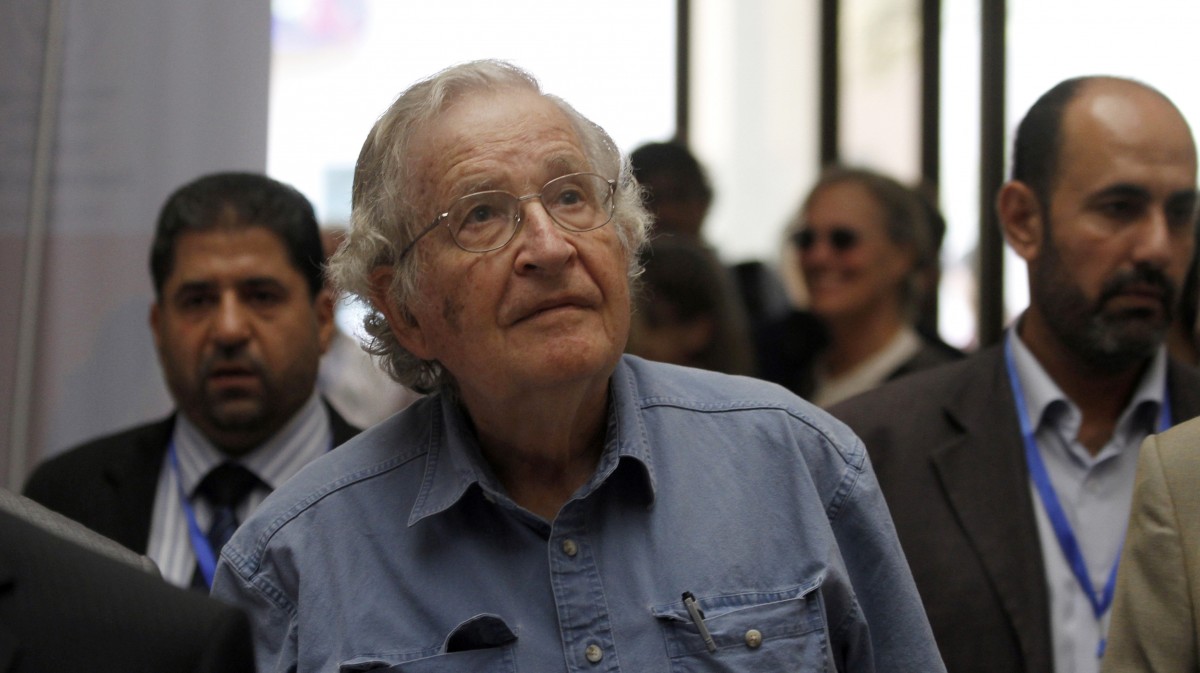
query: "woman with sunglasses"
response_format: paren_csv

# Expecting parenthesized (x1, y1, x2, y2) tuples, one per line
(757, 166, 961, 406)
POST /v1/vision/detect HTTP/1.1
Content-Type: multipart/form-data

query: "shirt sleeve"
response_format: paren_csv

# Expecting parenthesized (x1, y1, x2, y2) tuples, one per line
(211, 554, 299, 673)
(826, 435, 948, 673)
(1102, 433, 1199, 672)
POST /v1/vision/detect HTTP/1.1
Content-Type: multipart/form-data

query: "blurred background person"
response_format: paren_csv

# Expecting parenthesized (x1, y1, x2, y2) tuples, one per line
(630, 140, 792, 335)
(626, 238, 755, 375)
(318, 227, 421, 428)
(23, 172, 360, 590)
(758, 166, 961, 406)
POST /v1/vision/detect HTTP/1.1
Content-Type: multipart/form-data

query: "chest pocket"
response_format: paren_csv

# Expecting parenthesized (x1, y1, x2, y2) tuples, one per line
(651, 581, 832, 673)
(339, 614, 518, 673)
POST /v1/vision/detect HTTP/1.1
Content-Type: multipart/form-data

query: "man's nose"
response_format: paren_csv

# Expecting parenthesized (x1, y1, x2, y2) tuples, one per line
(513, 200, 575, 273)
(1131, 208, 1176, 268)
(212, 295, 251, 345)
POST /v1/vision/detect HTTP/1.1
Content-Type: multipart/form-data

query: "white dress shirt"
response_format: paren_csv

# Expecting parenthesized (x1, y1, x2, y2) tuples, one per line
(146, 392, 333, 587)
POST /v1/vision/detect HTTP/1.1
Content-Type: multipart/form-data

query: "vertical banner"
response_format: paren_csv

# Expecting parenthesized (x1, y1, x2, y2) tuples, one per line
(2, 0, 270, 488)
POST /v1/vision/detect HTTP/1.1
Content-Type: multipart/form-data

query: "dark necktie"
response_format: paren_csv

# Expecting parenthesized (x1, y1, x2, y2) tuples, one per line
(191, 462, 261, 589)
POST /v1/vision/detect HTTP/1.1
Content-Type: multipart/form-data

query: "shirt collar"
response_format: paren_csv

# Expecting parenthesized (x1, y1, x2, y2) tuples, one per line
(1006, 325, 1167, 449)
(409, 357, 657, 525)
(171, 391, 331, 495)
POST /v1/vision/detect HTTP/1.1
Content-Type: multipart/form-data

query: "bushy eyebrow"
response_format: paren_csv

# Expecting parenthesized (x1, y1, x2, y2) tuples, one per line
(1087, 183, 1151, 203)
(442, 151, 590, 202)
(1167, 188, 1200, 206)
(171, 276, 287, 297)
(238, 277, 288, 292)
(544, 155, 585, 175)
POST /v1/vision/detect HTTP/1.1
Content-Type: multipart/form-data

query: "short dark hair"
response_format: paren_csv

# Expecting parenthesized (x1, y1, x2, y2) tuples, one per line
(1010, 77, 1094, 208)
(149, 172, 324, 299)
(629, 140, 713, 204)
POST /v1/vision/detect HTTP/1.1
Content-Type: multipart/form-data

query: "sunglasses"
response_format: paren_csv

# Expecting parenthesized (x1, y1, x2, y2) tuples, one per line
(791, 227, 861, 252)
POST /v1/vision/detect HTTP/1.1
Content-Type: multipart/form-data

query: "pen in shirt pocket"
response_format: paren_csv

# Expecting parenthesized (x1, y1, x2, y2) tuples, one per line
(682, 591, 717, 653)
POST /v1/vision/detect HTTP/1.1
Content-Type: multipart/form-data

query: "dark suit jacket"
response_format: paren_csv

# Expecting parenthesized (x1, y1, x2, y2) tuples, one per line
(0, 502, 255, 672)
(828, 345, 1200, 673)
(22, 402, 359, 553)
(756, 309, 964, 399)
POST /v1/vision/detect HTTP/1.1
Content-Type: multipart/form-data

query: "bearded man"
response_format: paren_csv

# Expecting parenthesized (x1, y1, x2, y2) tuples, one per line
(830, 76, 1200, 673)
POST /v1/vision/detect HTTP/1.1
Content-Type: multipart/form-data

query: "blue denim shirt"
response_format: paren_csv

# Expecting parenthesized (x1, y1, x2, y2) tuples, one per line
(213, 356, 944, 672)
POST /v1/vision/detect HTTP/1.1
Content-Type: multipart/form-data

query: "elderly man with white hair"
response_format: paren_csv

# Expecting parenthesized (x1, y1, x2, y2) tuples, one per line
(212, 60, 943, 673)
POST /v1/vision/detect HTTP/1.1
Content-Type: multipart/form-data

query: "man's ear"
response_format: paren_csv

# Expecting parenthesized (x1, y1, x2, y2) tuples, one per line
(313, 287, 336, 355)
(369, 267, 435, 360)
(996, 180, 1045, 262)
(149, 301, 164, 352)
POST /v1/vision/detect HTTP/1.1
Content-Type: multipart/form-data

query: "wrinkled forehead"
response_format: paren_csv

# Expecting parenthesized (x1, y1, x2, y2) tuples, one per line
(407, 90, 590, 205)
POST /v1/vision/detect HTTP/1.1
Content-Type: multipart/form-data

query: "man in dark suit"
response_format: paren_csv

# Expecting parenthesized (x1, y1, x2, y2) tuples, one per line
(24, 172, 360, 590)
(0, 493, 255, 672)
(830, 76, 1200, 673)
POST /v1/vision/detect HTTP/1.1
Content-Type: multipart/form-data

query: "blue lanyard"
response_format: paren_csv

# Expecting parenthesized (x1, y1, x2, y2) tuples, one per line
(1003, 339, 1170, 655)
(167, 440, 223, 590)
(168, 435, 334, 589)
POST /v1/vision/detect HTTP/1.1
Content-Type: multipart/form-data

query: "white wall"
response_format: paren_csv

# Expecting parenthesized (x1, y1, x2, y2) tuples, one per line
(2, 0, 271, 487)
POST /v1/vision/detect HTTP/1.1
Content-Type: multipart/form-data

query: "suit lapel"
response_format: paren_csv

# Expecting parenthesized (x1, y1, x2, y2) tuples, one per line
(930, 346, 1053, 673)
(102, 417, 175, 552)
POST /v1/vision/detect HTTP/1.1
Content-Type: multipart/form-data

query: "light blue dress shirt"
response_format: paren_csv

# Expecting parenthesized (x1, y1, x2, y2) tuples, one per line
(1007, 331, 1166, 673)
(213, 356, 944, 672)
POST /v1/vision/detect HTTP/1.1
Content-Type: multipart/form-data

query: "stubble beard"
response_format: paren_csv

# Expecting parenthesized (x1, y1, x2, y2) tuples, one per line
(1033, 238, 1176, 374)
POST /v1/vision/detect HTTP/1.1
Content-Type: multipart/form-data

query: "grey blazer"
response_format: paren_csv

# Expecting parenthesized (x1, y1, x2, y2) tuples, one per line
(829, 344, 1200, 673)
(0, 494, 254, 672)
(0, 488, 156, 574)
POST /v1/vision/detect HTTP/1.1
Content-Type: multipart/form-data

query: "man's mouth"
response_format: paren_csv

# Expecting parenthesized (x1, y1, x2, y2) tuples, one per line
(206, 363, 261, 390)
(511, 295, 591, 325)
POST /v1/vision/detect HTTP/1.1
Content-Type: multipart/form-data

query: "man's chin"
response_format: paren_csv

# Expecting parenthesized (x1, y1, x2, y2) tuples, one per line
(1081, 318, 1167, 370)
(206, 398, 269, 434)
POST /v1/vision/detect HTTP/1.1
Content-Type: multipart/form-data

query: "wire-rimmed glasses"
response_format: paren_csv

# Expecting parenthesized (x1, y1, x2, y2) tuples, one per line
(398, 172, 617, 260)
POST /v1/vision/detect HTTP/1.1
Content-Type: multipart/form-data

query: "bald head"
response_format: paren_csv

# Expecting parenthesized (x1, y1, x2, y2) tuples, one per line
(999, 76, 1199, 374)
(1012, 76, 1196, 209)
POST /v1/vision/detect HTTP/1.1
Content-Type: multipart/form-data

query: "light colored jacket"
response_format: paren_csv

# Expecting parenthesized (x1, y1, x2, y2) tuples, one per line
(1103, 415, 1200, 672)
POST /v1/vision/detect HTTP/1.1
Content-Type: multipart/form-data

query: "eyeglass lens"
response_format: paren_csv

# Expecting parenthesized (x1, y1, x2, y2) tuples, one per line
(794, 227, 860, 252)
(447, 173, 614, 252)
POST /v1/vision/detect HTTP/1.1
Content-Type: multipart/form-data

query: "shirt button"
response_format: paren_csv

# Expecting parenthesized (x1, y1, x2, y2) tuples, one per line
(585, 643, 603, 663)
(745, 629, 763, 648)
(562, 538, 578, 557)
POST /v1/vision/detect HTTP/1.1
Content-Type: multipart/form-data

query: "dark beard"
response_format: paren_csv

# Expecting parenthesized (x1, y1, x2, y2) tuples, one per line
(1033, 241, 1176, 373)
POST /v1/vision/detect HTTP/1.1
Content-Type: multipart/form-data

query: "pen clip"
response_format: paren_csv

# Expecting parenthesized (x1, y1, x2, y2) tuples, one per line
(682, 591, 717, 653)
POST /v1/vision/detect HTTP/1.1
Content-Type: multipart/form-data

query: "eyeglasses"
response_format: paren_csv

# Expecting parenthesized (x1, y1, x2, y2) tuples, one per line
(398, 172, 617, 260)
(791, 227, 861, 253)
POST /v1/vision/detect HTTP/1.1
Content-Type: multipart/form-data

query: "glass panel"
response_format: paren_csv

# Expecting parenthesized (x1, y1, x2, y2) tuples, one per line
(840, 0, 922, 183)
(269, 0, 676, 225)
(939, 0, 983, 349)
(691, 0, 821, 301)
